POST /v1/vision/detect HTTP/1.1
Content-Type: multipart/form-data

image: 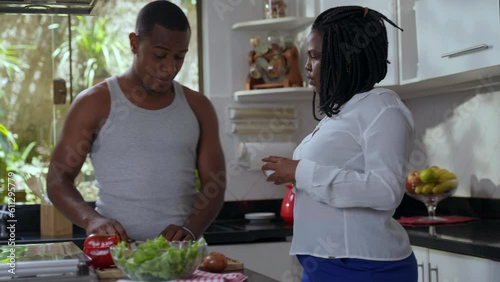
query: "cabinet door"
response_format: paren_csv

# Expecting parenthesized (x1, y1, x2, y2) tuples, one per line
(428, 249, 494, 282)
(415, 0, 500, 80)
(207, 241, 300, 282)
(318, 0, 399, 86)
(412, 246, 429, 282)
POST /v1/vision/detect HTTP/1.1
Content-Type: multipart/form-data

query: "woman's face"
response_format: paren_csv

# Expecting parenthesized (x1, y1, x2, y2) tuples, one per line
(304, 30, 322, 94)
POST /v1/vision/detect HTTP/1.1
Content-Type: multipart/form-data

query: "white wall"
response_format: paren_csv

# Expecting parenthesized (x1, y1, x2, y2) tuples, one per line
(202, 1, 317, 201)
(404, 87, 500, 198)
(311, 1, 500, 199)
(203, 0, 500, 201)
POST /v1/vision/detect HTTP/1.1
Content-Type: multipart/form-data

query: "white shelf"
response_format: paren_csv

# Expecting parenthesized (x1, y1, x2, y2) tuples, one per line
(234, 87, 314, 103)
(232, 17, 314, 31)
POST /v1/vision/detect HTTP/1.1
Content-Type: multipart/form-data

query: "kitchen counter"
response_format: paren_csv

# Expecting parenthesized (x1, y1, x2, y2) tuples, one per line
(3, 198, 500, 262)
(205, 218, 500, 262)
(203, 219, 292, 245)
(94, 268, 278, 282)
(233, 268, 280, 282)
(404, 219, 500, 261)
(0, 219, 293, 249)
(93, 268, 278, 282)
(4, 218, 500, 262)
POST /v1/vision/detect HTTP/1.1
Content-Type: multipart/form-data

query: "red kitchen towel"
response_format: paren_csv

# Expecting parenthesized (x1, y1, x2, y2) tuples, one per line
(173, 270, 248, 282)
(397, 216, 476, 226)
(116, 270, 247, 282)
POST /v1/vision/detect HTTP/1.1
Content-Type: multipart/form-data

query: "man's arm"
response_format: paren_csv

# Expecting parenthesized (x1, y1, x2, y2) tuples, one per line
(46, 86, 128, 239)
(163, 89, 226, 240)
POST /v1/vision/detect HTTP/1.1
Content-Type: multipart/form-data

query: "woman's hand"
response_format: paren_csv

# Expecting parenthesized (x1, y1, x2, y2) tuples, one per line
(261, 156, 299, 185)
(85, 215, 129, 241)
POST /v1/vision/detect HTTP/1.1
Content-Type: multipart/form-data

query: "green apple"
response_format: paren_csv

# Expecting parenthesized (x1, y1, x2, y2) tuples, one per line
(419, 168, 438, 183)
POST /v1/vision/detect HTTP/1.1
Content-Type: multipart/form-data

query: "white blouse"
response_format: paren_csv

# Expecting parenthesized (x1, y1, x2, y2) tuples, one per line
(291, 88, 414, 260)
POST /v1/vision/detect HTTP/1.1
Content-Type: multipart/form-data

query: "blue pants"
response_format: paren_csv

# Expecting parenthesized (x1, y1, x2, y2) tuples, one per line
(297, 253, 417, 282)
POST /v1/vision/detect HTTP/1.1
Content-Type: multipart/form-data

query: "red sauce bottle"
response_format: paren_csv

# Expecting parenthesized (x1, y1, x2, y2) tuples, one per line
(280, 183, 295, 224)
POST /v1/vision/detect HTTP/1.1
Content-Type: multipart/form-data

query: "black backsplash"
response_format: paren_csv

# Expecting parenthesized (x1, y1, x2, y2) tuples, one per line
(220, 196, 500, 221)
(214, 199, 283, 220)
(395, 195, 500, 219)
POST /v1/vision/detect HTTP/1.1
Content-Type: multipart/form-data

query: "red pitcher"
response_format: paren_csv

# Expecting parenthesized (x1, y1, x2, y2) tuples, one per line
(280, 183, 295, 224)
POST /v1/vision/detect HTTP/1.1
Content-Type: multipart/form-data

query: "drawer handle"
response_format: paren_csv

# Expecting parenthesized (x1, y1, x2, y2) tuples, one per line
(441, 44, 489, 58)
(429, 263, 439, 282)
(417, 263, 425, 281)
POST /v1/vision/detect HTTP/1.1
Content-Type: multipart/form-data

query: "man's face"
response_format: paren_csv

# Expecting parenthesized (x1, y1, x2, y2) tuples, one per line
(304, 30, 322, 94)
(131, 24, 190, 94)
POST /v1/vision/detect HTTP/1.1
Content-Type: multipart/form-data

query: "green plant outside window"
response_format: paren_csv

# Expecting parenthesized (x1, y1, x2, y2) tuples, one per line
(1, 1, 200, 205)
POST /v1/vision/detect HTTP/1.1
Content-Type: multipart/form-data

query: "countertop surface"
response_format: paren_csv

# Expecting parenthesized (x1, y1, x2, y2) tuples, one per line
(203, 219, 292, 245)
(2, 198, 498, 282)
(93, 267, 278, 282)
(3, 218, 500, 262)
(403, 218, 500, 261)
(0, 219, 293, 249)
(243, 268, 280, 282)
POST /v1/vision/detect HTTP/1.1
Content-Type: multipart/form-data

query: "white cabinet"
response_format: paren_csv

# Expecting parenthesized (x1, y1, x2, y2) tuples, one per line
(428, 249, 500, 282)
(208, 240, 302, 282)
(392, 0, 500, 100)
(412, 245, 428, 282)
(413, 0, 500, 81)
(319, 0, 400, 87)
(411, 246, 500, 282)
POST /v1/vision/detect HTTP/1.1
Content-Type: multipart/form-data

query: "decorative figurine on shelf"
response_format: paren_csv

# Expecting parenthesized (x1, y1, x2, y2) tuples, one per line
(246, 33, 303, 90)
(263, 0, 287, 19)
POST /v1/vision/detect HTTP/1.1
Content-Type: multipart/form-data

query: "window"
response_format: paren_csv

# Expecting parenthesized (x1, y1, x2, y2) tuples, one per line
(0, 0, 200, 204)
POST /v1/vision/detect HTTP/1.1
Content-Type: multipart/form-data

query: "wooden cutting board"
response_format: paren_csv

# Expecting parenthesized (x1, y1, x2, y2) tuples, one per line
(224, 257, 244, 272)
(96, 257, 244, 281)
(95, 267, 127, 281)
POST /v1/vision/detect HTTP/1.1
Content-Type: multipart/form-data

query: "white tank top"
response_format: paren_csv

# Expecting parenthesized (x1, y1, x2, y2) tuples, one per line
(90, 76, 199, 241)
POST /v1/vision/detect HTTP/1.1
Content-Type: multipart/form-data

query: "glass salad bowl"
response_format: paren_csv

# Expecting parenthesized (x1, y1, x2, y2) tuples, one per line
(110, 236, 207, 281)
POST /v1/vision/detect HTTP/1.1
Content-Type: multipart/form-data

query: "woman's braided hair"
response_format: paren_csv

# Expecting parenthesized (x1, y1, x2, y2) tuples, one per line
(311, 6, 402, 119)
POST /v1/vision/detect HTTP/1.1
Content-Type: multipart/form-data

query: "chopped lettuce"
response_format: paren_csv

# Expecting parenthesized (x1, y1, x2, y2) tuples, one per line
(110, 236, 206, 281)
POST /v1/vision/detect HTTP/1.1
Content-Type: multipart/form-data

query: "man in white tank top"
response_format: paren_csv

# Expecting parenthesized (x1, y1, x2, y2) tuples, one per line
(46, 1, 226, 242)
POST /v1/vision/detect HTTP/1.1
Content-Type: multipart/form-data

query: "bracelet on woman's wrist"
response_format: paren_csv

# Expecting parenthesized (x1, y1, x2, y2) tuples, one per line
(181, 226, 196, 240)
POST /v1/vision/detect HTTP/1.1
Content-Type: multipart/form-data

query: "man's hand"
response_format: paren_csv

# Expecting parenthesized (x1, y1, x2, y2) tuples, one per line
(261, 156, 299, 185)
(85, 215, 129, 241)
(160, 224, 195, 241)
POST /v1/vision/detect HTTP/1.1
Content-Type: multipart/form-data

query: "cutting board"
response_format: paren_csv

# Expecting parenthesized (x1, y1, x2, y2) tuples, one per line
(95, 267, 127, 282)
(224, 257, 244, 272)
(96, 257, 244, 281)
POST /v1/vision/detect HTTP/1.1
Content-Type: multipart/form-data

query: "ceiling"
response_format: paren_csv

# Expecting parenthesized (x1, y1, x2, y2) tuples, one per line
(0, 0, 105, 15)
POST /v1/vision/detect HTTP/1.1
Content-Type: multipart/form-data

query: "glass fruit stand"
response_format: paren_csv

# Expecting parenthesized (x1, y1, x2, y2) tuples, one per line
(405, 167, 458, 222)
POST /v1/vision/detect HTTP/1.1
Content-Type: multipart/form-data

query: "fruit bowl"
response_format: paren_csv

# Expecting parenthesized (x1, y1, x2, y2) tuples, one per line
(405, 166, 458, 222)
(110, 236, 207, 281)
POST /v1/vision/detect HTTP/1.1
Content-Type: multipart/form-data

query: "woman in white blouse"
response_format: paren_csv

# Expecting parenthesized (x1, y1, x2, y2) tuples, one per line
(262, 6, 417, 282)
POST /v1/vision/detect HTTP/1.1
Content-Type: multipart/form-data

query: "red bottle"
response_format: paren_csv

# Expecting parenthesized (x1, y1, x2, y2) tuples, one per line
(280, 183, 295, 224)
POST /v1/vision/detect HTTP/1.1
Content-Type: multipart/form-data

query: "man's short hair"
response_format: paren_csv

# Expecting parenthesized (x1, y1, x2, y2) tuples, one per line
(135, 0, 190, 36)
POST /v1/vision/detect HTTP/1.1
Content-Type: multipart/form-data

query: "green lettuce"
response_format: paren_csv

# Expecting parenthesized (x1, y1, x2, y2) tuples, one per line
(111, 236, 206, 281)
